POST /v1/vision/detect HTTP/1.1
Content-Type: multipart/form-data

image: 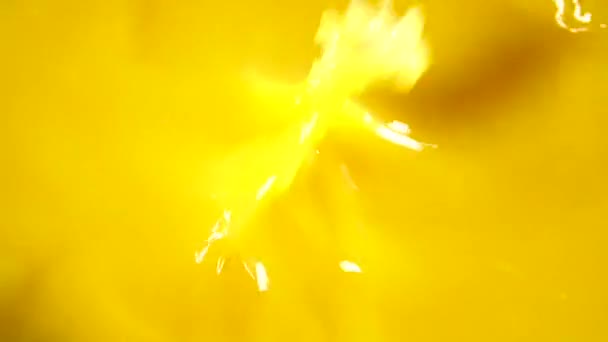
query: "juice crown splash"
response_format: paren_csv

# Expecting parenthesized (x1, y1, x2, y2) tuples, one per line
(310, 0, 429, 95)
(195, 0, 434, 292)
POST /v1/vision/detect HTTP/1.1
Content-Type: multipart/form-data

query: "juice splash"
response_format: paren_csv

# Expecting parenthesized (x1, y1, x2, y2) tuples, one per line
(195, 0, 434, 291)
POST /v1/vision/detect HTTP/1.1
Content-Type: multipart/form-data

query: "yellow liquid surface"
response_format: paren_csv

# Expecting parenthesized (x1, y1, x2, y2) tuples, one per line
(1, 0, 607, 341)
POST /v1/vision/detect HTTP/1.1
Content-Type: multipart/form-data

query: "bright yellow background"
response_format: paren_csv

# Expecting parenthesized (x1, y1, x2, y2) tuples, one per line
(1, 0, 607, 341)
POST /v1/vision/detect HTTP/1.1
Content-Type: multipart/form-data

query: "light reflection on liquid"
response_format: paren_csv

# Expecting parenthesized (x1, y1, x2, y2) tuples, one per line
(553, 0, 606, 32)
